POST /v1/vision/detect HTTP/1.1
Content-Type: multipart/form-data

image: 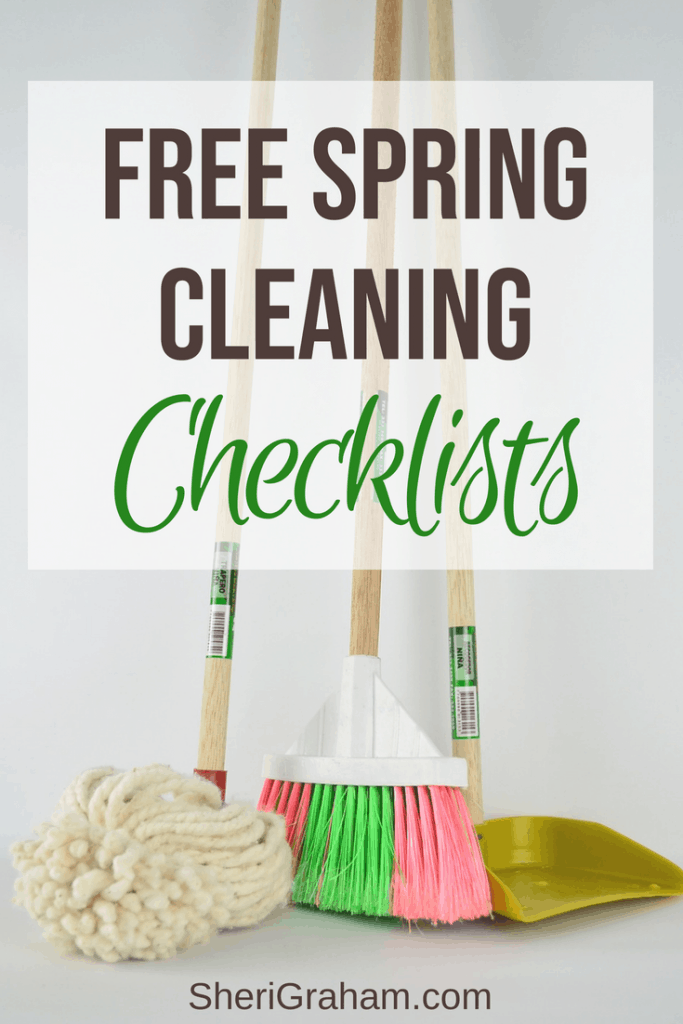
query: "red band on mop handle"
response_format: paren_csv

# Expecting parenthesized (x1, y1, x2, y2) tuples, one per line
(194, 768, 227, 801)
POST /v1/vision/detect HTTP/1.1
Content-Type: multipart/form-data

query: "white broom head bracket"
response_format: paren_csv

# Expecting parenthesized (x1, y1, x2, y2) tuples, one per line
(262, 655, 468, 788)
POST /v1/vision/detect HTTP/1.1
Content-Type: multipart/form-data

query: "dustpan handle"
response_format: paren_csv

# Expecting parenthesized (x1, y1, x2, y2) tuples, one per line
(428, 0, 483, 823)
(349, 0, 403, 658)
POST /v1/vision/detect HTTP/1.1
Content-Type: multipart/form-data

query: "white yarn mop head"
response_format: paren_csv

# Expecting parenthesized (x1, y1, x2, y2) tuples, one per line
(11, 764, 292, 963)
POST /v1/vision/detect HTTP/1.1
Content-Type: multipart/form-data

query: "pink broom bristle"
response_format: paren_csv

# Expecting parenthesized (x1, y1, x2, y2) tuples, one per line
(259, 776, 276, 809)
(393, 784, 426, 920)
(430, 786, 490, 922)
(416, 786, 440, 921)
(258, 779, 313, 869)
(282, 781, 300, 822)
(451, 788, 491, 912)
(394, 785, 421, 919)
(391, 786, 409, 911)
(431, 786, 469, 920)
(258, 777, 280, 813)
(275, 780, 292, 815)
(259, 778, 491, 923)
(288, 783, 312, 864)
(282, 782, 302, 845)
(390, 786, 491, 923)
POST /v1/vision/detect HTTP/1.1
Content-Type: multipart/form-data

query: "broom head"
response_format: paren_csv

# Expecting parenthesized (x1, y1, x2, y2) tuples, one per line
(258, 657, 491, 923)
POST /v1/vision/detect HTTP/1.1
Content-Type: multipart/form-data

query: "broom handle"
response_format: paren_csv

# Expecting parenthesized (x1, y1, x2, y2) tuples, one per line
(428, 0, 483, 823)
(349, 0, 403, 658)
(196, 0, 282, 786)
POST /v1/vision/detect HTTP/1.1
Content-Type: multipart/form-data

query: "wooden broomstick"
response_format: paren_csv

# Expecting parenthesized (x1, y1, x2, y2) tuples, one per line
(195, 0, 282, 800)
(349, 0, 402, 658)
(428, 0, 484, 824)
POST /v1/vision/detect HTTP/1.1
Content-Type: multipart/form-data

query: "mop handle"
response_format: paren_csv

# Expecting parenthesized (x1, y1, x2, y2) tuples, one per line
(197, 0, 282, 782)
(349, 0, 403, 658)
(428, 0, 483, 823)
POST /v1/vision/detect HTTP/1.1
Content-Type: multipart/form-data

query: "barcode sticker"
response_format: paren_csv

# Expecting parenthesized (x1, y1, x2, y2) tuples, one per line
(454, 688, 479, 738)
(207, 607, 228, 657)
(449, 625, 481, 739)
(206, 542, 239, 659)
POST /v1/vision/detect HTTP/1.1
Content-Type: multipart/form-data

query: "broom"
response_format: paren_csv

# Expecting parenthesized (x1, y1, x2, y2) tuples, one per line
(195, 0, 281, 801)
(258, 0, 491, 924)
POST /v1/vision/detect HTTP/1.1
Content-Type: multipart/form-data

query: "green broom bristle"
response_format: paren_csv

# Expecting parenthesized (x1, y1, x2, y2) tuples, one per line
(367, 786, 394, 915)
(348, 784, 367, 913)
(332, 784, 356, 912)
(292, 784, 395, 917)
(291, 782, 331, 905)
(318, 786, 345, 910)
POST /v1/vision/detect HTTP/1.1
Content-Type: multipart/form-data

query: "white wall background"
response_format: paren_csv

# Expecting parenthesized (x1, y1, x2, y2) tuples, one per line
(3, 6, 683, 1023)
(1, 0, 681, 870)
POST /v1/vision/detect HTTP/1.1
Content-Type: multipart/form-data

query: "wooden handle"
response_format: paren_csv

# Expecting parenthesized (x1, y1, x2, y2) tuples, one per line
(214, 0, 282, 546)
(197, 658, 233, 771)
(252, 0, 281, 81)
(427, 0, 483, 824)
(349, 567, 383, 656)
(447, 572, 482, 822)
(427, 0, 455, 81)
(374, 0, 403, 82)
(197, 0, 281, 775)
(349, 0, 403, 657)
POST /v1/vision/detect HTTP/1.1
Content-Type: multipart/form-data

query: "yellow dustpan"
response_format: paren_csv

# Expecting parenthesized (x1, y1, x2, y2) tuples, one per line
(477, 817, 683, 923)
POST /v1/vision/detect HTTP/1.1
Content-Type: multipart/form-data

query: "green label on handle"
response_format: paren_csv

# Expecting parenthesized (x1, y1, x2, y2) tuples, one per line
(449, 626, 480, 739)
(207, 542, 239, 659)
